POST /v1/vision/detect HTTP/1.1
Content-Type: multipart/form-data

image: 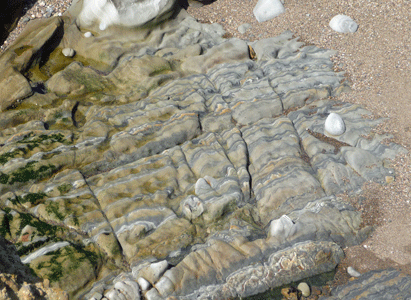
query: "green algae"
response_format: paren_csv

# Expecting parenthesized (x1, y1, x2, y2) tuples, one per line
(34, 244, 100, 282)
(57, 183, 71, 195)
(45, 201, 65, 221)
(4, 162, 58, 185)
(18, 132, 72, 148)
(17, 212, 64, 237)
(0, 208, 13, 238)
(14, 45, 34, 56)
(25, 47, 110, 82)
(0, 149, 24, 165)
(9, 192, 47, 205)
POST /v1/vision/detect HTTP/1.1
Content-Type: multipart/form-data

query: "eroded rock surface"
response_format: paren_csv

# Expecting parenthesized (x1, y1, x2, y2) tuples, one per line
(0, 7, 406, 300)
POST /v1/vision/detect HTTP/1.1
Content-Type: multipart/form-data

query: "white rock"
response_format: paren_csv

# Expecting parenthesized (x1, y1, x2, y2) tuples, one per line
(324, 112, 346, 136)
(297, 282, 310, 297)
(139, 260, 169, 284)
(329, 15, 358, 33)
(347, 266, 361, 277)
(114, 281, 140, 299)
(155, 276, 175, 296)
(195, 177, 212, 195)
(137, 277, 151, 291)
(62, 48, 75, 57)
(182, 196, 204, 220)
(269, 215, 297, 240)
(84, 31, 93, 38)
(253, 0, 285, 23)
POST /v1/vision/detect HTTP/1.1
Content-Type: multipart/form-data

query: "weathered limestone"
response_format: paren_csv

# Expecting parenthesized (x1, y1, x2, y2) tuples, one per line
(0, 7, 406, 300)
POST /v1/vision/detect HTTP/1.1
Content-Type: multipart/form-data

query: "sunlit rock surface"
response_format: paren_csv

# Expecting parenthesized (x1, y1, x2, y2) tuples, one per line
(0, 7, 406, 299)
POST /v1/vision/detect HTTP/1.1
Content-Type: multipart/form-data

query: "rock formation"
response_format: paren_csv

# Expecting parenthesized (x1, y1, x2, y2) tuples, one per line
(0, 4, 406, 300)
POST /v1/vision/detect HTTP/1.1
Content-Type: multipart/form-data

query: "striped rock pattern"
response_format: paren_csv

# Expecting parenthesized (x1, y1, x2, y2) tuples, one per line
(0, 10, 406, 300)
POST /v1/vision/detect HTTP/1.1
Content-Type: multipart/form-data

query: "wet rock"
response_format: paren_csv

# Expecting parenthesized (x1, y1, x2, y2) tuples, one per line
(0, 66, 32, 111)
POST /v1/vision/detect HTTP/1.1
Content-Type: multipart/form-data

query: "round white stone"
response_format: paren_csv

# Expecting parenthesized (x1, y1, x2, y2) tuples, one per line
(297, 282, 310, 297)
(62, 48, 75, 57)
(347, 266, 361, 277)
(330, 15, 358, 33)
(84, 31, 93, 38)
(325, 112, 346, 136)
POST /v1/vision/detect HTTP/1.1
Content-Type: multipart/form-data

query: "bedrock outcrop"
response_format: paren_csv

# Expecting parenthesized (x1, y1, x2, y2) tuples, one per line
(0, 6, 406, 300)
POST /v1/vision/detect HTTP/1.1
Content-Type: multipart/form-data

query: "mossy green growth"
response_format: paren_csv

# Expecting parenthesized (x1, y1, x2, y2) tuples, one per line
(17, 132, 72, 151)
(3, 161, 58, 185)
(57, 183, 71, 195)
(9, 192, 47, 205)
(34, 244, 100, 282)
(0, 149, 25, 165)
(16, 212, 64, 237)
(0, 208, 13, 238)
(45, 201, 65, 221)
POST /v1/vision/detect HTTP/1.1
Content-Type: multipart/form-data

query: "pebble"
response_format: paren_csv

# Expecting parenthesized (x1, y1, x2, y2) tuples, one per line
(84, 31, 93, 38)
(325, 112, 346, 136)
(329, 15, 358, 33)
(347, 266, 361, 277)
(297, 282, 310, 297)
(62, 48, 75, 57)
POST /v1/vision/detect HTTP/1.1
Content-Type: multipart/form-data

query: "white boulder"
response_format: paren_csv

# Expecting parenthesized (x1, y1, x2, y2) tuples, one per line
(269, 215, 297, 241)
(253, 0, 285, 23)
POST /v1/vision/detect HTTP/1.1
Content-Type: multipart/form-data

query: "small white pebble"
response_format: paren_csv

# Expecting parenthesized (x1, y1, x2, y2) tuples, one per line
(84, 31, 93, 38)
(347, 266, 361, 277)
(297, 282, 310, 297)
(62, 48, 75, 57)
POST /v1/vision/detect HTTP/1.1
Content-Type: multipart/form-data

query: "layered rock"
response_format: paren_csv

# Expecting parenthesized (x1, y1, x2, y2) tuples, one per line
(0, 7, 406, 300)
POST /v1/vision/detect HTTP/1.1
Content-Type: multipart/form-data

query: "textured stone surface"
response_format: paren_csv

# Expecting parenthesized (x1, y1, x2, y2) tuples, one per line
(0, 8, 407, 300)
(322, 269, 411, 299)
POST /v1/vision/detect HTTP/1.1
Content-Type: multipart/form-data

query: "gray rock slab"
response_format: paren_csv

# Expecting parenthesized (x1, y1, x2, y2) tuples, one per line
(0, 9, 407, 300)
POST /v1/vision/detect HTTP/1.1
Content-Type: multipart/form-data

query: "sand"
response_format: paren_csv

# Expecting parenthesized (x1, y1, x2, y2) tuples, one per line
(2, 0, 411, 286)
